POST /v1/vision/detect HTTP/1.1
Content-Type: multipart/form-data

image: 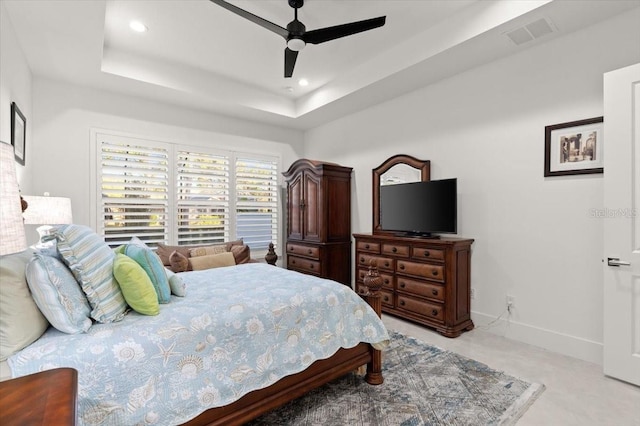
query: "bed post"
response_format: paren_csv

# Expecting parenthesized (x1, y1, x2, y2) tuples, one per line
(363, 260, 384, 385)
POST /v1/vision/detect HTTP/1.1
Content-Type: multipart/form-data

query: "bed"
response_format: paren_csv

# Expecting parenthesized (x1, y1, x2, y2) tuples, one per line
(1, 225, 388, 426)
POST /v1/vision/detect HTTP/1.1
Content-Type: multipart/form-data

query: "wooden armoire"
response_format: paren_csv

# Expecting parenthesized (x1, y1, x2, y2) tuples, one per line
(283, 159, 352, 285)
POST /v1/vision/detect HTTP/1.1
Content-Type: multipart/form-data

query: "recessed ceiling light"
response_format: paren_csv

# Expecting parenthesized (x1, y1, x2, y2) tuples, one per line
(298, 78, 309, 87)
(129, 21, 148, 33)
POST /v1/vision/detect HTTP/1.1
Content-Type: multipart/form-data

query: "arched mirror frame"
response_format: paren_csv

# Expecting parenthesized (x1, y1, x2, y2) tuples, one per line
(372, 154, 431, 235)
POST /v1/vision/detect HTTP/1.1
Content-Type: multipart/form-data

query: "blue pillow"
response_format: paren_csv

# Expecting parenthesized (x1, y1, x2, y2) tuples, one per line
(123, 244, 171, 303)
(26, 253, 92, 334)
(54, 224, 128, 323)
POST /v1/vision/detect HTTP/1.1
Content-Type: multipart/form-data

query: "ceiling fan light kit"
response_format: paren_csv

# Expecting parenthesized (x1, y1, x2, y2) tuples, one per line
(210, 0, 386, 78)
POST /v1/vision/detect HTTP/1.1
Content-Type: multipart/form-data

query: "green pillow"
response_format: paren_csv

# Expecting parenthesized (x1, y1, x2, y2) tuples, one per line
(113, 254, 160, 316)
(123, 244, 171, 304)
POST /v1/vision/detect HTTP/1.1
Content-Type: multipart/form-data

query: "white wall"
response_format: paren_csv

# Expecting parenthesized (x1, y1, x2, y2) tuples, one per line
(304, 10, 640, 364)
(0, 1, 33, 193)
(30, 79, 304, 245)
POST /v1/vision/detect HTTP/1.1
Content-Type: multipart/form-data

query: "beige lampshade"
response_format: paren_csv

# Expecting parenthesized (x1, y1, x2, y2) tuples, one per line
(22, 195, 73, 225)
(0, 141, 27, 255)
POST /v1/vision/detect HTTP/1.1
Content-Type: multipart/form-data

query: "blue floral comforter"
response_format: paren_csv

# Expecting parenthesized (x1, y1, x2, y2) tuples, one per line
(8, 263, 389, 425)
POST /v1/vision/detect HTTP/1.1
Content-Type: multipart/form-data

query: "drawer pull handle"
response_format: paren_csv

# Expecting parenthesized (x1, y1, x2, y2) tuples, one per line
(292, 260, 296, 264)
(400, 300, 406, 306)
(399, 282, 405, 288)
(424, 251, 430, 257)
(308, 249, 312, 254)
(432, 289, 438, 296)
(432, 270, 438, 276)
(392, 247, 397, 253)
(384, 262, 390, 268)
(383, 296, 389, 302)
(365, 244, 370, 249)
(309, 264, 314, 269)
(360, 257, 365, 263)
(384, 279, 390, 285)
(399, 264, 405, 270)
(431, 309, 438, 316)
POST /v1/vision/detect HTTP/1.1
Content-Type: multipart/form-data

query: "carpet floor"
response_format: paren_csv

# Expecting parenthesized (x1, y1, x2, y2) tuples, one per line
(249, 331, 545, 426)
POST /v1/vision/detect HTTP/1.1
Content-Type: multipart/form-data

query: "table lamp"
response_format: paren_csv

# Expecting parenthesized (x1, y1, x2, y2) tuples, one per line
(22, 194, 73, 244)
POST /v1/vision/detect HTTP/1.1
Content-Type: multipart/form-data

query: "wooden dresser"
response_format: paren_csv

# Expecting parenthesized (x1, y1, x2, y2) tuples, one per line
(283, 159, 353, 285)
(354, 233, 474, 337)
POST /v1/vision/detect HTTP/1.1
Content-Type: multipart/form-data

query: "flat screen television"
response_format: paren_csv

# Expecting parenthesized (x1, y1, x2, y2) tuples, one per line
(379, 178, 457, 237)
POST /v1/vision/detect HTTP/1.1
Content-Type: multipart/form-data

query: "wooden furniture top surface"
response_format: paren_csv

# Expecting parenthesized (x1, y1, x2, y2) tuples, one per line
(0, 368, 77, 425)
(283, 158, 353, 178)
(354, 233, 474, 246)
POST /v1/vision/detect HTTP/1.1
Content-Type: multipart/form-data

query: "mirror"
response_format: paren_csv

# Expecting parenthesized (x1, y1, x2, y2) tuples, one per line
(372, 154, 430, 234)
(380, 163, 423, 186)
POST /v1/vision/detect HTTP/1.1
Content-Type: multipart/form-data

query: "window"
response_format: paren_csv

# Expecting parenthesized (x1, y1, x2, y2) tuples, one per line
(235, 155, 279, 250)
(94, 133, 279, 254)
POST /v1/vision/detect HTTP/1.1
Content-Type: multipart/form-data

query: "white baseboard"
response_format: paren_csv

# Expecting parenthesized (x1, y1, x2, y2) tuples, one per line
(471, 311, 603, 366)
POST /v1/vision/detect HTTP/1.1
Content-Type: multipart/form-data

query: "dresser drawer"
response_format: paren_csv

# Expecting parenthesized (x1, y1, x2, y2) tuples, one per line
(287, 255, 321, 275)
(396, 260, 445, 283)
(287, 243, 320, 259)
(357, 268, 393, 289)
(382, 243, 410, 257)
(412, 247, 445, 262)
(357, 253, 394, 272)
(397, 295, 444, 322)
(356, 241, 380, 254)
(357, 285, 394, 308)
(396, 277, 445, 302)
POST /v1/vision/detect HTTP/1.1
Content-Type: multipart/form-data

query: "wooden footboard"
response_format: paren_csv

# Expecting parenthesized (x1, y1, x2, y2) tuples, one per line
(182, 260, 384, 426)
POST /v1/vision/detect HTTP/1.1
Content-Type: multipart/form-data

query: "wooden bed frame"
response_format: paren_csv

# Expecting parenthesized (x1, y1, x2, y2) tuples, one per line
(183, 261, 384, 426)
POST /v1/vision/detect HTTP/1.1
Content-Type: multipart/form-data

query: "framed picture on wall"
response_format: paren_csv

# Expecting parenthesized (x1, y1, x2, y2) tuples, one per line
(11, 102, 26, 166)
(544, 116, 603, 177)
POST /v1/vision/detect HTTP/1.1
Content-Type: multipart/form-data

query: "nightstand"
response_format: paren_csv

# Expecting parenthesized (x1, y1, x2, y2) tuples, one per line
(0, 368, 77, 425)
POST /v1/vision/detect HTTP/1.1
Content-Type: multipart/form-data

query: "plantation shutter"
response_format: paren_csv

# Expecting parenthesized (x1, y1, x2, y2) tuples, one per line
(98, 139, 169, 247)
(176, 149, 230, 245)
(235, 156, 278, 251)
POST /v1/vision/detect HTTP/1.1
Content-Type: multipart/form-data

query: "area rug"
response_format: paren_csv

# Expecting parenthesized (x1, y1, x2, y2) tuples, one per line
(249, 331, 545, 425)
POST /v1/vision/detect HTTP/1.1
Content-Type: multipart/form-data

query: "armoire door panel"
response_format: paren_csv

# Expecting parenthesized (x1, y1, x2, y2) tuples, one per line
(303, 173, 321, 241)
(287, 174, 303, 240)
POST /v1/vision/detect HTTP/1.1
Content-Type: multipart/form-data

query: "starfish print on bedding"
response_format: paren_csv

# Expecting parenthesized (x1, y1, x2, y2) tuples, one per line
(152, 341, 182, 367)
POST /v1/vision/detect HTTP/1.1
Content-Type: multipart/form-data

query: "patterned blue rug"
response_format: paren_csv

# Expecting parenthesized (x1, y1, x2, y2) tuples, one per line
(250, 331, 545, 425)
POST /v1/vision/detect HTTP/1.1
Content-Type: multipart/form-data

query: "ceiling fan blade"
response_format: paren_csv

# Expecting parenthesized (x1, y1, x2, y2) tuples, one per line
(209, 0, 289, 39)
(302, 16, 386, 45)
(284, 47, 299, 78)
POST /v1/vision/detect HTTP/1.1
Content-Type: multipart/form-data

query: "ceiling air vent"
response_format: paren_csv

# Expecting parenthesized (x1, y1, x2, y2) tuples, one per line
(505, 18, 555, 46)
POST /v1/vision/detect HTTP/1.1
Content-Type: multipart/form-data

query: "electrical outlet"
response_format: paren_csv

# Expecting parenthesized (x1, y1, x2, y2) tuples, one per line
(506, 295, 515, 312)
(470, 287, 476, 299)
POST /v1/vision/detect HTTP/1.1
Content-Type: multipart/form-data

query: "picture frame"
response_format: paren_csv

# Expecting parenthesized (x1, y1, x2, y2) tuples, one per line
(11, 102, 26, 166)
(544, 116, 603, 177)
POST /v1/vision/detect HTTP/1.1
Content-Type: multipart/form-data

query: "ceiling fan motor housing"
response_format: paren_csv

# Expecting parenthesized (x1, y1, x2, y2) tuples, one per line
(288, 0, 304, 9)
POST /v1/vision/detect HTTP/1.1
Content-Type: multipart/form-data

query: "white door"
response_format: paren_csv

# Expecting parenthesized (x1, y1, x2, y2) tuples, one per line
(603, 62, 640, 386)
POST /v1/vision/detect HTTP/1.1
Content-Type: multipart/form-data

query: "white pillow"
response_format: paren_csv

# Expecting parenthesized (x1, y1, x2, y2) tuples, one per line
(0, 249, 49, 360)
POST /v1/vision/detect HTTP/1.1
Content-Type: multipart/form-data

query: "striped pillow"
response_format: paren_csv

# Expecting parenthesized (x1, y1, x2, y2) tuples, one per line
(54, 224, 128, 323)
(26, 253, 92, 334)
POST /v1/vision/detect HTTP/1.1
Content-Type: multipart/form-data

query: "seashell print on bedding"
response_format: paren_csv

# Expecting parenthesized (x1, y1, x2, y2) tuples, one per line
(8, 263, 389, 426)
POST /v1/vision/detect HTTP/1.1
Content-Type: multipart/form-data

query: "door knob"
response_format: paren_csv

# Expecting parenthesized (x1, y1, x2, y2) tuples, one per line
(607, 257, 631, 267)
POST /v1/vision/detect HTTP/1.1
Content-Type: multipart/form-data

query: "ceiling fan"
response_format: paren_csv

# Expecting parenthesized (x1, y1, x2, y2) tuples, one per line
(209, 0, 386, 78)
